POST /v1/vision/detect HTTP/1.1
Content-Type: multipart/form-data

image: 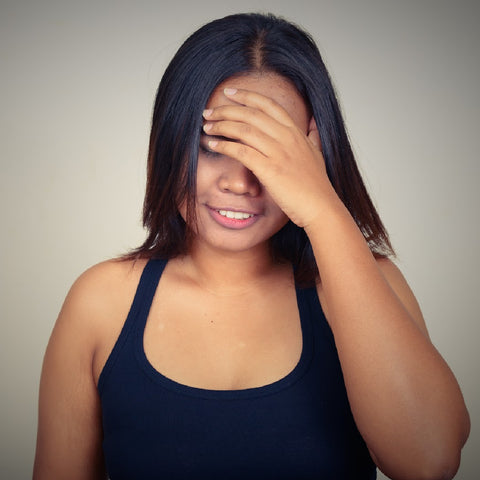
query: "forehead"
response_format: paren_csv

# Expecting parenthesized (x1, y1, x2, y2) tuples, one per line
(206, 73, 310, 131)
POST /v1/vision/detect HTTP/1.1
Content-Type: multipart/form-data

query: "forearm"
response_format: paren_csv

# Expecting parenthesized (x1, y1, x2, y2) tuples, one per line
(305, 193, 469, 479)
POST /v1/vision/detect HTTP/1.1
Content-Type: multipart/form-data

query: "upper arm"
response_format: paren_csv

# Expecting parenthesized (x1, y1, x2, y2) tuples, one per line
(33, 263, 118, 480)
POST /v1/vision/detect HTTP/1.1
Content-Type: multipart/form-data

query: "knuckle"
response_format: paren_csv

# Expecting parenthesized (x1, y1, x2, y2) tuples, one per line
(240, 124, 253, 136)
(269, 162, 283, 177)
(236, 144, 249, 158)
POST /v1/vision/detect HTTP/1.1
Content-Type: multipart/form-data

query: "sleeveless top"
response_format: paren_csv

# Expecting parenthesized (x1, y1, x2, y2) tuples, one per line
(98, 259, 376, 479)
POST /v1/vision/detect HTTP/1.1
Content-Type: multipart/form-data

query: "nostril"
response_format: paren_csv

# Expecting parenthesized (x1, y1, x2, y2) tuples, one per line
(219, 172, 261, 196)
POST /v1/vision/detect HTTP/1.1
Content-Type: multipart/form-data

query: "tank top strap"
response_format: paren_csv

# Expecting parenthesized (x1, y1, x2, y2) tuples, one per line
(128, 258, 168, 327)
(98, 258, 167, 394)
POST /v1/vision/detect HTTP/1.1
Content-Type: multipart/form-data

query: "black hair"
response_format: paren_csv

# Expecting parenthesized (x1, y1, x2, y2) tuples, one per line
(129, 12, 393, 285)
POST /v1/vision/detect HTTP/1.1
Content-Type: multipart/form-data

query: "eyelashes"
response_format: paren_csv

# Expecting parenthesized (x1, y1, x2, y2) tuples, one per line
(199, 129, 222, 158)
(199, 144, 222, 159)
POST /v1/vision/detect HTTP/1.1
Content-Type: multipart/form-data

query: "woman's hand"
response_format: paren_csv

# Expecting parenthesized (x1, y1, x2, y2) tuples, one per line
(202, 87, 338, 229)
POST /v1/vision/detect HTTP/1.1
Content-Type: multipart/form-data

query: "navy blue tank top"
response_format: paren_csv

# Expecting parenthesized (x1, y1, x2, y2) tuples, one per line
(98, 259, 376, 479)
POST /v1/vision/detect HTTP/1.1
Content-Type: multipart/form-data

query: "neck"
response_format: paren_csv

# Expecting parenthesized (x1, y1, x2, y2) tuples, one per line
(180, 241, 280, 295)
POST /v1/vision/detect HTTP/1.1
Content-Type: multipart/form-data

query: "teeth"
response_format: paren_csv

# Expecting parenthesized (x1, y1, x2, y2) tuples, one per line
(218, 210, 254, 220)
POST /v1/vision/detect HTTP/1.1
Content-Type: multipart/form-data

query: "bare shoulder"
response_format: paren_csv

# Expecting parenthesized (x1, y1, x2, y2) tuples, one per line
(59, 258, 148, 376)
(376, 257, 429, 336)
(71, 259, 147, 295)
(58, 258, 145, 330)
(68, 257, 147, 305)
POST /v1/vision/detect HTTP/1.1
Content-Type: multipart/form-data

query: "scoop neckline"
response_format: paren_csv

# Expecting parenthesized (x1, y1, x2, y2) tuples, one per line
(134, 261, 314, 400)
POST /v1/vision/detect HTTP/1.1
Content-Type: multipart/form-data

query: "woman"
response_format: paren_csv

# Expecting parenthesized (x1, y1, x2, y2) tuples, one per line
(33, 13, 469, 480)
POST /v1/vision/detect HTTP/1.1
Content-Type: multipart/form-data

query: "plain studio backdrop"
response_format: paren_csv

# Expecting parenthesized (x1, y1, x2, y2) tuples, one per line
(1, 1, 478, 478)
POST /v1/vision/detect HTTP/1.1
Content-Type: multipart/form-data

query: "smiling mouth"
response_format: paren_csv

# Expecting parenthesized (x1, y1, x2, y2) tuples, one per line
(217, 209, 255, 220)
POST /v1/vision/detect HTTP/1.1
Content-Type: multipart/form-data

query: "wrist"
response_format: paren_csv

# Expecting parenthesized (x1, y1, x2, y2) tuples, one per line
(302, 187, 349, 238)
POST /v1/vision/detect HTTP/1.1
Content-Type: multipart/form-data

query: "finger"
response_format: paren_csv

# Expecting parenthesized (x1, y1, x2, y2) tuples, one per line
(204, 104, 289, 142)
(203, 120, 279, 158)
(207, 138, 267, 176)
(221, 88, 296, 128)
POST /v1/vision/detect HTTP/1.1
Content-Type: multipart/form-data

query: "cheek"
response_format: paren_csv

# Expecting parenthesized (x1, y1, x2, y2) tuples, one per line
(267, 198, 289, 228)
(264, 191, 284, 215)
(195, 160, 207, 190)
(195, 158, 218, 194)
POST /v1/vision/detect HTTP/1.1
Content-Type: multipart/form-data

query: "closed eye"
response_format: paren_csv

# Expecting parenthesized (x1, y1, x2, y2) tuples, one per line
(199, 133, 224, 159)
(199, 143, 222, 159)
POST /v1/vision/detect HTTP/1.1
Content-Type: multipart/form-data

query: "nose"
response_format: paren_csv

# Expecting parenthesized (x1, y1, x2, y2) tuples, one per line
(218, 158, 261, 197)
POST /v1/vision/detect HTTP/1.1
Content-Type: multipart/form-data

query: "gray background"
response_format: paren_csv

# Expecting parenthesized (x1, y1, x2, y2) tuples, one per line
(1, 0, 478, 478)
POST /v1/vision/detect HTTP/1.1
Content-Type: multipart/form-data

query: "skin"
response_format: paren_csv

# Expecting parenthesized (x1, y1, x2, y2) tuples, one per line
(34, 73, 470, 480)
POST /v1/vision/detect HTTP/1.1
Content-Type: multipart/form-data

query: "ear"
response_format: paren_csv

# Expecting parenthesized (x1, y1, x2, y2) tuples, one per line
(307, 116, 322, 151)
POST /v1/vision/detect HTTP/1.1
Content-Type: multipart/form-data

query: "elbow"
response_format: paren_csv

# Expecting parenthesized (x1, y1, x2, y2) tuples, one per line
(419, 407, 471, 480)
(415, 451, 461, 480)
(417, 425, 470, 480)
(380, 403, 470, 480)
(376, 436, 466, 480)
(379, 454, 461, 480)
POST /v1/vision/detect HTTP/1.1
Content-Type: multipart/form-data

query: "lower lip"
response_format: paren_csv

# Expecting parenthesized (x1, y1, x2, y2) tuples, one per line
(207, 207, 260, 230)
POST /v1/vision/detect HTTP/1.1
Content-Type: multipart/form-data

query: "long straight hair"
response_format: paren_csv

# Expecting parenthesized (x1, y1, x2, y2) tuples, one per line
(128, 13, 394, 285)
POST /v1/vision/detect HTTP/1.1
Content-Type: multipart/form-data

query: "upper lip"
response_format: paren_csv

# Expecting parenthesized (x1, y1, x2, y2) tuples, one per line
(206, 204, 262, 216)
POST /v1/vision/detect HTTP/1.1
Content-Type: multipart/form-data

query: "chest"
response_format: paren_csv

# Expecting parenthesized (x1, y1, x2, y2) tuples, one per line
(98, 263, 376, 479)
(100, 286, 376, 480)
(143, 281, 303, 390)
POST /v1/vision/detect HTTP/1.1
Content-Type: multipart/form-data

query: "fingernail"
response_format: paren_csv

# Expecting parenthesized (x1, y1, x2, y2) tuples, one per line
(203, 109, 213, 118)
(208, 140, 218, 148)
(224, 88, 237, 96)
(203, 123, 212, 132)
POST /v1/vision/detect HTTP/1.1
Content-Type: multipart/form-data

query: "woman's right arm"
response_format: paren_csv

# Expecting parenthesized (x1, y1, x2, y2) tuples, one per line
(33, 263, 120, 480)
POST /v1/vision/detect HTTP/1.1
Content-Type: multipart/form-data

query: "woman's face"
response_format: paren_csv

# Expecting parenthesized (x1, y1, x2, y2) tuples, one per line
(183, 73, 310, 255)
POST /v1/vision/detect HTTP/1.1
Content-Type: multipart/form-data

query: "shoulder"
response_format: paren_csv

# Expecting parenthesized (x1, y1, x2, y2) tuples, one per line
(62, 258, 147, 325)
(52, 258, 149, 360)
(71, 257, 148, 295)
(46, 257, 150, 384)
(68, 258, 147, 306)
